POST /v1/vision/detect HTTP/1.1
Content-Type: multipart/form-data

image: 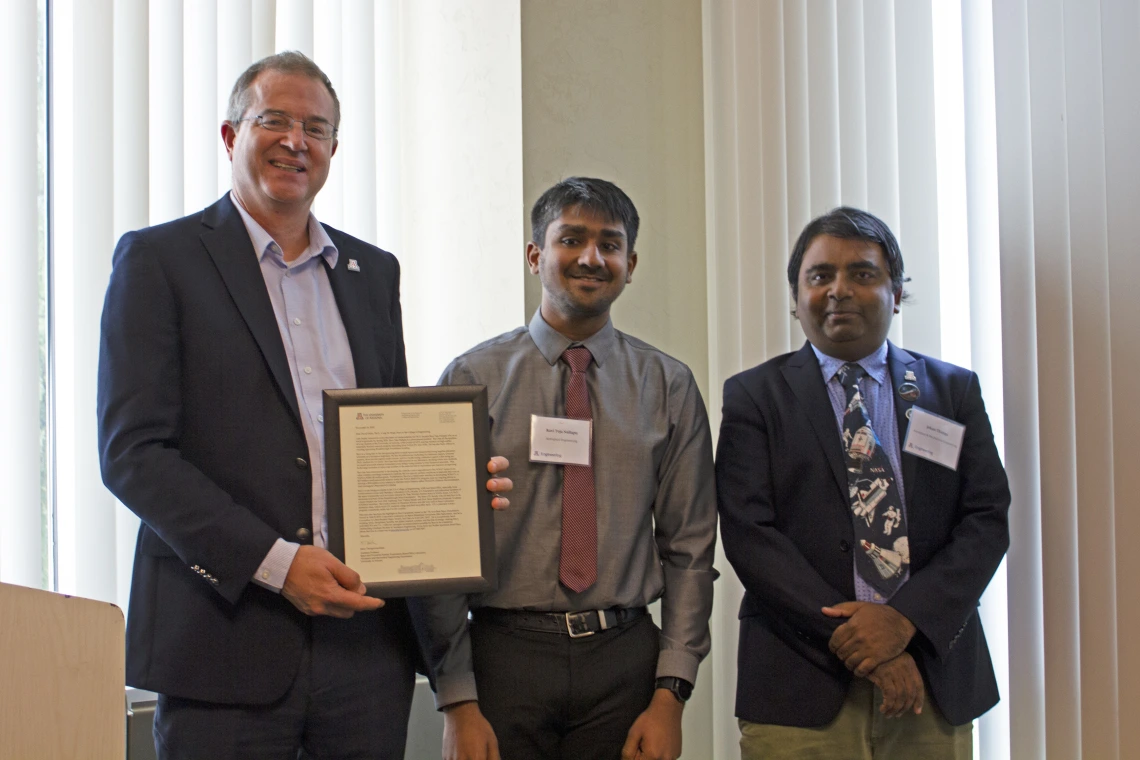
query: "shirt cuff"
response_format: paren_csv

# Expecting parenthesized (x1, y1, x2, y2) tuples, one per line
(655, 647, 701, 686)
(251, 538, 301, 592)
(433, 671, 479, 711)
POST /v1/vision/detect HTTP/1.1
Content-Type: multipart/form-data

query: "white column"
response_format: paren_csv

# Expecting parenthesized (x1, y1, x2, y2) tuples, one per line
(340, 1, 377, 244)
(1062, 2, 1119, 757)
(836, 0, 867, 209)
(252, 0, 276, 60)
(52, 0, 118, 602)
(312, 0, 344, 229)
(931, 0, 972, 369)
(806, 0, 840, 214)
(218, 0, 253, 197)
(374, 0, 401, 255)
(150, 0, 184, 224)
(113, 0, 150, 611)
(0, 0, 45, 589)
(992, 1, 1047, 756)
(1026, 1, 1083, 756)
(1102, 0, 1140, 754)
(758, 2, 793, 356)
(276, 0, 314, 56)
(893, 0, 940, 355)
(783, 0, 811, 238)
(184, 0, 220, 214)
(962, 0, 1009, 757)
(399, 0, 524, 386)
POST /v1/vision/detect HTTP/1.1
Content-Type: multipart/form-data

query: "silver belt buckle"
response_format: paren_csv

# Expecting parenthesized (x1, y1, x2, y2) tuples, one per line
(565, 611, 595, 638)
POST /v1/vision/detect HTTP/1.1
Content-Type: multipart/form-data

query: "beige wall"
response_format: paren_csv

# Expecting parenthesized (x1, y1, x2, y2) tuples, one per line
(521, 0, 710, 403)
(520, 1, 714, 755)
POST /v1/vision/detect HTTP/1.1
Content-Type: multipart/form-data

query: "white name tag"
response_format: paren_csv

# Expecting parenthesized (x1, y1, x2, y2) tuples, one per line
(903, 407, 966, 470)
(529, 415, 592, 466)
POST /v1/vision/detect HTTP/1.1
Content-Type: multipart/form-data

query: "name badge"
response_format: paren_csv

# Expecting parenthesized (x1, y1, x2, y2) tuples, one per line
(903, 407, 966, 470)
(530, 415, 592, 466)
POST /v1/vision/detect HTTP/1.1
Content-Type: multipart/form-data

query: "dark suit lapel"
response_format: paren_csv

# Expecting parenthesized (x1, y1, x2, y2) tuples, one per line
(781, 342, 848, 502)
(322, 231, 381, 388)
(888, 342, 925, 508)
(199, 195, 302, 425)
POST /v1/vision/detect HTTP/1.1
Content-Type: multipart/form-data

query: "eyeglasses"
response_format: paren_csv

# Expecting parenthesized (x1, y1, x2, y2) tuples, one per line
(236, 112, 338, 141)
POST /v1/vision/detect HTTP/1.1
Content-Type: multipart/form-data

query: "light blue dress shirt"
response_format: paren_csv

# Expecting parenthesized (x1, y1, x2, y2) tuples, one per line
(231, 193, 356, 591)
(811, 342, 909, 603)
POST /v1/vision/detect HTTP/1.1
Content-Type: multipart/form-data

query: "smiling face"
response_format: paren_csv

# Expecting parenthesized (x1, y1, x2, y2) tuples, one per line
(222, 70, 338, 223)
(526, 205, 637, 340)
(794, 234, 901, 361)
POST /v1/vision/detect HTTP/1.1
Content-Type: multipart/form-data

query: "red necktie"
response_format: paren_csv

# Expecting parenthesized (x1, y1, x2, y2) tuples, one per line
(559, 346, 597, 592)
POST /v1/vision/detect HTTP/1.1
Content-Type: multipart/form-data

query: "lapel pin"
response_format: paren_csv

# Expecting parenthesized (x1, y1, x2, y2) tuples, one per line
(904, 370, 916, 382)
(347, 259, 361, 272)
(898, 382, 920, 402)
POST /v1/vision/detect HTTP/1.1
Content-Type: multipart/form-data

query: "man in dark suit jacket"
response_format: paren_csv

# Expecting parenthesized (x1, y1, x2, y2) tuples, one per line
(716, 207, 1010, 759)
(98, 52, 509, 760)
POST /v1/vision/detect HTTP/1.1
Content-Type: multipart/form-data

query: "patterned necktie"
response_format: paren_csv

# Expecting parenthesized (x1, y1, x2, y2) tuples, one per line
(838, 363, 909, 596)
(559, 346, 597, 592)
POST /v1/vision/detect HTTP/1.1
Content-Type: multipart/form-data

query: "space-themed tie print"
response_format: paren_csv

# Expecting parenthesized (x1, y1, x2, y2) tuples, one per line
(838, 363, 909, 596)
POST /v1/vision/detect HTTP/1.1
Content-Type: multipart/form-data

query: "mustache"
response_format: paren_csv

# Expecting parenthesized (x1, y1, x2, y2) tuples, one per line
(565, 265, 612, 281)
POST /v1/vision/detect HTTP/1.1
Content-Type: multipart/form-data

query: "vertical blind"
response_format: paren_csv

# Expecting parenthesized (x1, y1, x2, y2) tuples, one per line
(706, 0, 1140, 758)
(0, 0, 523, 618)
(703, 0, 1007, 757)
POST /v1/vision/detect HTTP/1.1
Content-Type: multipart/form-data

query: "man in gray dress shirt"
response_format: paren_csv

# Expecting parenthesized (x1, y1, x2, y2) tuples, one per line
(423, 177, 718, 760)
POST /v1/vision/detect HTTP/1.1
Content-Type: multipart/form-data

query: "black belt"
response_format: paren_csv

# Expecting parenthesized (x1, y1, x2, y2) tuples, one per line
(473, 606, 648, 638)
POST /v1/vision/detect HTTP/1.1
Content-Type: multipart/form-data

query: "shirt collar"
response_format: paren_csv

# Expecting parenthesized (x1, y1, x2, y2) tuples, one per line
(811, 341, 890, 387)
(528, 309, 617, 368)
(230, 191, 339, 269)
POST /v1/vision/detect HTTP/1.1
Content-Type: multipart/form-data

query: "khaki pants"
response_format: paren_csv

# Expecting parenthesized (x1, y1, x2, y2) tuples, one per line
(739, 679, 972, 760)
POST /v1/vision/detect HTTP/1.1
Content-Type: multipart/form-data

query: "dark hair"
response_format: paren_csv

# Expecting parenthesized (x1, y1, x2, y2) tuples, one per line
(226, 51, 341, 128)
(787, 206, 910, 301)
(530, 177, 640, 252)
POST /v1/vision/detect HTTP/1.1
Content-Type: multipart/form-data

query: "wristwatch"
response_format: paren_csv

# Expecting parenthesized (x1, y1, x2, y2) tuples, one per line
(655, 676, 694, 704)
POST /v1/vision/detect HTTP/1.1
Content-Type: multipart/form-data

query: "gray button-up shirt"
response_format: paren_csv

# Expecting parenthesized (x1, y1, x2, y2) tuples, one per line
(423, 310, 719, 708)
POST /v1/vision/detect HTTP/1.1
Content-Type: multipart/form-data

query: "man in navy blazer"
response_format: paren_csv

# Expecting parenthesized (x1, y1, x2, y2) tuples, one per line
(98, 52, 509, 759)
(716, 207, 1010, 759)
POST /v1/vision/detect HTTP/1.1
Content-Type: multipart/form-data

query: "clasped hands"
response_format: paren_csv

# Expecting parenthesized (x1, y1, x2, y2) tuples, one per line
(283, 457, 512, 618)
(822, 601, 923, 718)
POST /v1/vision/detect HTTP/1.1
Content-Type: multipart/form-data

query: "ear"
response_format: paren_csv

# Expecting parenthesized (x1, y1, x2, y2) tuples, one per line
(330, 138, 339, 158)
(893, 287, 903, 314)
(625, 251, 638, 283)
(525, 241, 542, 275)
(221, 122, 237, 160)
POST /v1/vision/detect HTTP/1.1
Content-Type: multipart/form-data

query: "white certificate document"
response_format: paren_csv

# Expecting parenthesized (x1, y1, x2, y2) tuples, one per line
(529, 415, 592, 466)
(903, 407, 966, 470)
(338, 402, 482, 583)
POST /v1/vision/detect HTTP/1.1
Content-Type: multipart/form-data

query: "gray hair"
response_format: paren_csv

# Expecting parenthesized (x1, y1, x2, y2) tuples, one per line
(225, 51, 341, 128)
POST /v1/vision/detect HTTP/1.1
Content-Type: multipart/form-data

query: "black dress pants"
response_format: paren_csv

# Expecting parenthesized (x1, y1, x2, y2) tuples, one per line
(471, 613, 659, 760)
(153, 610, 417, 760)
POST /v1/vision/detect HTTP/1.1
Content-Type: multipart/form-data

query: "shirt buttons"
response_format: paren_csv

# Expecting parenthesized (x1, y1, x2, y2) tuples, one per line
(293, 318, 302, 325)
(317, 414, 324, 423)
(261, 570, 270, 580)
(304, 366, 312, 374)
(873, 593, 883, 601)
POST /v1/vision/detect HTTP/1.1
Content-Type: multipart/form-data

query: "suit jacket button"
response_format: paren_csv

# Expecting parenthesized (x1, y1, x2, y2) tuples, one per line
(295, 457, 308, 469)
(296, 528, 312, 542)
(839, 540, 851, 553)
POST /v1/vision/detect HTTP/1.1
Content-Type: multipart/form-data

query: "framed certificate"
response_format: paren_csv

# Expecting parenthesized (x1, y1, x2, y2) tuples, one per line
(324, 385, 497, 598)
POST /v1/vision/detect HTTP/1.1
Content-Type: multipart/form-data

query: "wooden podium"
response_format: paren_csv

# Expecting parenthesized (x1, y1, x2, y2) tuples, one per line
(0, 582, 125, 759)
